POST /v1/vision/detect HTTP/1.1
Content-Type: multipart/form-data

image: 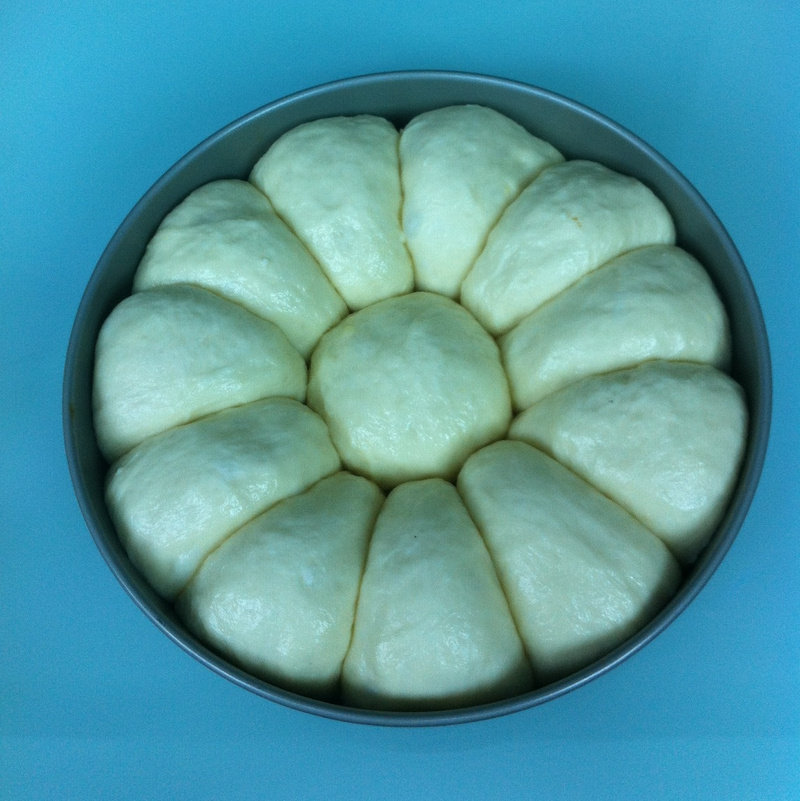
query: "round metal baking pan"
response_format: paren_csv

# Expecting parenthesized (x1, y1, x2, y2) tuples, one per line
(64, 71, 771, 726)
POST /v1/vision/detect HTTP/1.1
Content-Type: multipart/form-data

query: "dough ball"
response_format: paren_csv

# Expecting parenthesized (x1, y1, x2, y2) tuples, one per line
(501, 244, 732, 409)
(106, 397, 340, 599)
(341, 478, 533, 709)
(510, 361, 748, 562)
(133, 179, 346, 358)
(93, 284, 307, 461)
(251, 116, 414, 309)
(177, 472, 383, 698)
(400, 104, 563, 296)
(458, 440, 681, 683)
(307, 292, 512, 487)
(461, 160, 675, 334)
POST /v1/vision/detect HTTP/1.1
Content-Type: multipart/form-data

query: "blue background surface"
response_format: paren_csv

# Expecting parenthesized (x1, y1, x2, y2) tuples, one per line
(2, 2, 798, 798)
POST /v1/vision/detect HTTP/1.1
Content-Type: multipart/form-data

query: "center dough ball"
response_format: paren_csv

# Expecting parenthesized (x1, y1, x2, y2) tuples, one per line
(308, 292, 512, 487)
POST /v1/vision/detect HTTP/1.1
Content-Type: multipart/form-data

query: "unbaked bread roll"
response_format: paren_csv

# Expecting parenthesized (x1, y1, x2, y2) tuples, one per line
(106, 397, 340, 599)
(400, 104, 563, 296)
(177, 472, 383, 698)
(501, 244, 732, 409)
(307, 292, 511, 487)
(341, 478, 533, 709)
(250, 115, 414, 309)
(510, 361, 748, 562)
(458, 440, 681, 682)
(461, 160, 675, 334)
(133, 179, 346, 358)
(93, 284, 307, 461)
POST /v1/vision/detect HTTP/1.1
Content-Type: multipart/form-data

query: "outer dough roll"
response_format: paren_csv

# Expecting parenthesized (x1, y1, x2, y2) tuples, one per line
(458, 440, 681, 683)
(178, 472, 383, 699)
(251, 115, 414, 310)
(510, 361, 748, 563)
(400, 104, 563, 296)
(461, 159, 675, 334)
(501, 244, 732, 409)
(133, 179, 346, 358)
(342, 478, 533, 709)
(106, 397, 341, 599)
(93, 284, 307, 462)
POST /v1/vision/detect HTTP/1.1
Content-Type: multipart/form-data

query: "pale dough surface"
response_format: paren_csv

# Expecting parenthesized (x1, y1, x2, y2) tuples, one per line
(510, 361, 748, 562)
(98, 110, 750, 708)
(307, 292, 511, 487)
(106, 398, 340, 600)
(133, 179, 346, 358)
(461, 160, 675, 334)
(341, 478, 532, 709)
(250, 115, 414, 310)
(501, 244, 732, 408)
(177, 472, 383, 698)
(400, 104, 563, 296)
(93, 284, 307, 461)
(458, 440, 681, 682)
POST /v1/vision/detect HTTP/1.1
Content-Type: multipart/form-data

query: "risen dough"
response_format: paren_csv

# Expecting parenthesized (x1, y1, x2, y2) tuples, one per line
(307, 292, 511, 487)
(461, 160, 675, 334)
(458, 440, 681, 682)
(400, 104, 563, 296)
(94, 106, 749, 710)
(106, 397, 340, 599)
(341, 478, 533, 709)
(133, 179, 346, 358)
(251, 115, 414, 309)
(510, 361, 748, 562)
(177, 472, 383, 698)
(501, 244, 732, 409)
(93, 284, 307, 462)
